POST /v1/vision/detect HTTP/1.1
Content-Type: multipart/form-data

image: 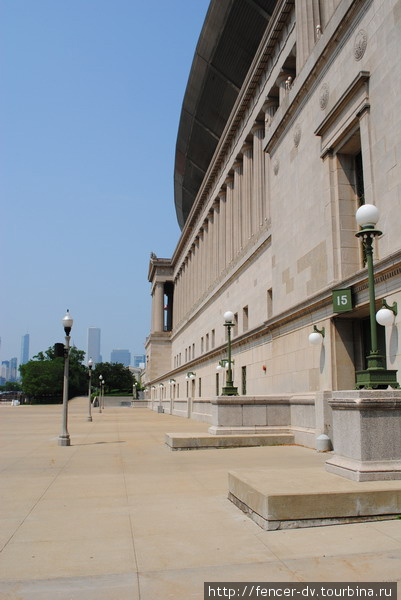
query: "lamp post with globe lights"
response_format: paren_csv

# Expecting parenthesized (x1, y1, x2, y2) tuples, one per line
(98, 375, 103, 413)
(101, 380, 106, 410)
(58, 310, 73, 446)
(355, 204, 399, 389)
(221, 311, 238, 396)
(87, 358, 93, 422)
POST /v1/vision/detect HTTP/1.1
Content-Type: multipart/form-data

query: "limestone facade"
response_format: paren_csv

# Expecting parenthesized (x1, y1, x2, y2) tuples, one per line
(145, 0, 401, 444)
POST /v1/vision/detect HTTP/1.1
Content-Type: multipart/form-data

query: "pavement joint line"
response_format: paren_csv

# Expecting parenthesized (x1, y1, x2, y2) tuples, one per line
(117, 410, 142, 600)
(0, 421, 93, 554)
(253, 528, 300, 579)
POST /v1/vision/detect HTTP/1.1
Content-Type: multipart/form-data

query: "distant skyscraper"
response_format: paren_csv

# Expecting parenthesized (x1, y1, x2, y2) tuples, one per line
(110, 349, 131, 367)
(20, 334, 30, 365)
(10, 357, 17, 382)
(87, 327, 101, 364)
(133, 354, 146, 368)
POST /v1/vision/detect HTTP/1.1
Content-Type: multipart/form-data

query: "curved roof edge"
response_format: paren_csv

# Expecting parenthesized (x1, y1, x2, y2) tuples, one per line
(174, 0, 277, 229)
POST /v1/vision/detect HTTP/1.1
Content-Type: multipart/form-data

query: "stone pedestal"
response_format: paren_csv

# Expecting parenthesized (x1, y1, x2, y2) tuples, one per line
(325, 390, 401, 481)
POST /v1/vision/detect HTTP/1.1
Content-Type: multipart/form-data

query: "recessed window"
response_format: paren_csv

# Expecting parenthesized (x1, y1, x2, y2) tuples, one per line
(267, 289, 273, 319)
(243, 306, 248, 332)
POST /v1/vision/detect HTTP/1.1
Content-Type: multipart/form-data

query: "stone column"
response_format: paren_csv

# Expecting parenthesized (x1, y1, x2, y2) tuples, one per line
(242, 143, 253, 242)
(182, 260, 188, 318)
(199, 227, 205, 297)
(225, 175, 234, 264)
(325, 390, 401, 481)
(233, 160, 243, 254)
(203, 220, 209, 290)
(173, 275, 178, 327)
(194, 237, 200, 305)
(252, 122, 265, 230)
(153, 281, 164, 333)
(218, 189, 227, 274)
(178, 270, 183, 323)
(263, 97, 279, 131)
(295, 0, 322, 73)
(188, 248, 194, 310)
(213, 201, 220, 281)
(208, 210, 215, 285)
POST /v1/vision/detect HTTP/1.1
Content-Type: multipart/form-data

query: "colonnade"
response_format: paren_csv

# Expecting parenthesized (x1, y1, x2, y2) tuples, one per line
(172, 114, 275, 328)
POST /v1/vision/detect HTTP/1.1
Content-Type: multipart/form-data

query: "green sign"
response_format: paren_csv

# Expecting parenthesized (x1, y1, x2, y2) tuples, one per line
(332, 289, 352, 313)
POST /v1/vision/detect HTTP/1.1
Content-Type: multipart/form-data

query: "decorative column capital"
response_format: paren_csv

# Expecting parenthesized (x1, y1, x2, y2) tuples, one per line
(225, 173, 234, 188)
(232, 159, 243, 173)
(241, 142, 253, 156)
(251, 121, 265, 138)
(217, 188, 227, 201)
(263, 97, 279, 115)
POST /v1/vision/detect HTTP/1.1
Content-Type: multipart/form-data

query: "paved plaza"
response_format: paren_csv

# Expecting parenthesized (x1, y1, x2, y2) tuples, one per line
(0, 398, 400, 599)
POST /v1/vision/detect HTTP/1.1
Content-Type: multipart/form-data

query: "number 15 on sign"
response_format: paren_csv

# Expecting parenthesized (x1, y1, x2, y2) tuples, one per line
(332, 289, 352, 313)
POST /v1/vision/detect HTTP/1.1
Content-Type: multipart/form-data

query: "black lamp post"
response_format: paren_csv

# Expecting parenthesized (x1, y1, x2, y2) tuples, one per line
(87, 358, 93, 422)
(98, 375, 103, 413)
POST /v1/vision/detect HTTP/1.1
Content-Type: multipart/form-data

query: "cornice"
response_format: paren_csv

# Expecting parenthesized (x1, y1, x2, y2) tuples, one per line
(147, 250, 401, 386)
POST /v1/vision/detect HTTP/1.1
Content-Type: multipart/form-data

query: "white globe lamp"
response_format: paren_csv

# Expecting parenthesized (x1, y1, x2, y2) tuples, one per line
(355, 204, 380, 227)
(376, 307, 395, 327)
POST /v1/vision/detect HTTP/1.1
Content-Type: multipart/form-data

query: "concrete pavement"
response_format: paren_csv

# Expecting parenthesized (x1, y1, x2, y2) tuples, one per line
(0, 397, 400, 599)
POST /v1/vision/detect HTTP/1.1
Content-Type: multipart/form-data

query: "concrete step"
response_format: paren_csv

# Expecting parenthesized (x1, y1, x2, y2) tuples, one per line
(165, 432, 295, 450)
(228, 466, 401, 530)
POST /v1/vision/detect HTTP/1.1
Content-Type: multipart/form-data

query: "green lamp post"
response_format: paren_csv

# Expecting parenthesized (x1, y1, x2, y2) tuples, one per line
(355, 204, 398, 389)
(221, 311, 238, 396)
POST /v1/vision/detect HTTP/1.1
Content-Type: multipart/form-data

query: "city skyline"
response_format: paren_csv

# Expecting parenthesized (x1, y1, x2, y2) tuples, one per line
(1, 0, 210, 364)
(0, 329, 146, 369)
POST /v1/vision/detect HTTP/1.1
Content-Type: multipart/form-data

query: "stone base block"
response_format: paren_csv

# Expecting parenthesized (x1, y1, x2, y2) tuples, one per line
(328, 390, 401, 481)
(208, 425, 289, 435)
(228, 467, 401, 530)
(325, 455, 401, 481)
(131, 400, 148, 408)
(166, 432, 294, 451)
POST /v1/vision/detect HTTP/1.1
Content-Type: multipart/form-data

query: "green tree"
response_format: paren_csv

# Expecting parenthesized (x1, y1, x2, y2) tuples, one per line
(0, 382, 23, 392)
(20, 345, 87, 403)
(92, 362, 134, 394)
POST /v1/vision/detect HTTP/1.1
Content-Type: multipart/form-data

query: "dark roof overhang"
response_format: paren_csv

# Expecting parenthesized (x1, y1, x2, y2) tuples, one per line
(174, 0, 278, 229)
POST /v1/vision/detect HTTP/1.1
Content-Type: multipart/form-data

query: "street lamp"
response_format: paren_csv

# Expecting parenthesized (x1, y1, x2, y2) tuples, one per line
(376, 300, 397, 327)
(101, 380, 105, 410)
(98, 375, 103, 413)
(87, 358, 93, 422)
(308, 325, 325, 345)
(133, 381, 137, 400)
(355, 204, 398, 388)
(58, 310, 73, 446)
(221, 311, 238, 395)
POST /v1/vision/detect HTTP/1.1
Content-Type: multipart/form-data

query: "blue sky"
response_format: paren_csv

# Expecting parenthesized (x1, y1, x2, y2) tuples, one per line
(0, 0, 210, 364)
